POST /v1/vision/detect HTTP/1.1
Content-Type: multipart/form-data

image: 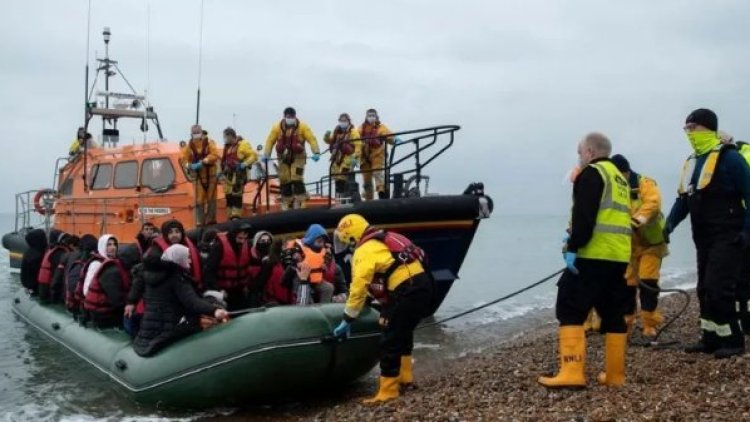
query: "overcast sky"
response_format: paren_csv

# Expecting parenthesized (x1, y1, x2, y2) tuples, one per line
(1, 0, 749, 215)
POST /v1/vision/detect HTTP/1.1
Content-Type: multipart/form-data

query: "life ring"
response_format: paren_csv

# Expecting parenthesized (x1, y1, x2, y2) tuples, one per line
(33, 189, 57, 216)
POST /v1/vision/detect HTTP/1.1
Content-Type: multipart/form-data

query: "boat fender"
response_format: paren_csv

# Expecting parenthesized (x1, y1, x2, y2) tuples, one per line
(115, 360, 128, 371)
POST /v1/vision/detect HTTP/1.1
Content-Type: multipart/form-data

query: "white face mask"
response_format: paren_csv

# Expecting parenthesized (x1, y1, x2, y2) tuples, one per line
(338, 121, 348, 129)
(285, 118, 296, 126)
(366, 116, 377, 124)
(191, 133, 202, 140)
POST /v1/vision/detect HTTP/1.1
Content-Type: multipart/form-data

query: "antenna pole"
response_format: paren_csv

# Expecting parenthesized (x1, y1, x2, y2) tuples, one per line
(195, 0, 204, 125)
(144, 1, 150, 144)
(83, 0, 92, 192)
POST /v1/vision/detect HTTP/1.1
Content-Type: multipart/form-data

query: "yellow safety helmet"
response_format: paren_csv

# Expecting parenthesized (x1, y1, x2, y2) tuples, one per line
(333, 214, 369, 253)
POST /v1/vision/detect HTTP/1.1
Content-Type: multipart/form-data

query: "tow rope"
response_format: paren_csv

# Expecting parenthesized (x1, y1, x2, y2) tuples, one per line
(633, 280, 691, 348)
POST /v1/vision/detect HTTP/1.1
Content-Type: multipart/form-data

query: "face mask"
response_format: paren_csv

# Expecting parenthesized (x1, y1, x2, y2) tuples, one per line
(256, 242, 271, 257)
(366, 116, 377, 124)
(192, 134, 201, 140)
(686, 131, 720, 155)
(285, 118, 296, 126)
(338, 122, 348, 129)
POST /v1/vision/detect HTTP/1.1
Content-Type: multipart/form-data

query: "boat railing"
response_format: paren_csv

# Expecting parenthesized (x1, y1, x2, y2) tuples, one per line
(252, 125, 458, 211)
(14, 190, 52, 234)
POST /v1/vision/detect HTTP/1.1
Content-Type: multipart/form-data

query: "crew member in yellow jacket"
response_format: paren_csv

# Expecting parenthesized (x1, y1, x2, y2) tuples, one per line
(331, 214, 433, 404)
(324, 113, 361, 199)
(218, 127, 257, 219)
(611, 154, 669, 338)
(263, 107, 320, 210)
(359, 109, 394, 200)
(182, 124, 219, 226)
(68, 127, 96, 159)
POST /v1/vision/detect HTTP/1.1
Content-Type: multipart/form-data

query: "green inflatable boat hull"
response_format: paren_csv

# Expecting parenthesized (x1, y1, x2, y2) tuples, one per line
(12, 293, 381, 408)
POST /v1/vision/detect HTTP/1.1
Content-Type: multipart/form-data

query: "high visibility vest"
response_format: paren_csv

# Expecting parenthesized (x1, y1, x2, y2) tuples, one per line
(737, 142, 750, 167)
(678, 144, 723, 195)
(632, 175, 666, 246)
(576, 161, 632, 263)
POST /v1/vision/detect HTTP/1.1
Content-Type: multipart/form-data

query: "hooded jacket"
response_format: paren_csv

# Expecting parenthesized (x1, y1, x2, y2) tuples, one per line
(58, 234, 97, 309)
(83, 235, 131, 327)
(38, 229, 71, 303)
(203, 223, 253, 292)
(21, 229, 48, 293)
(133, 261, 218, 357)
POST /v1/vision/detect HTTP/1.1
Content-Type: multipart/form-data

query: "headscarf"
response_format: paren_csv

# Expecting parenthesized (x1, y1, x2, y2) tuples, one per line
(161, 244, 191, 270)
(83, 234, 114, 296)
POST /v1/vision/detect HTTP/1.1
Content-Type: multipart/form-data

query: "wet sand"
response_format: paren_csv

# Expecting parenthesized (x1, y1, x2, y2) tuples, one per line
(229, 289, 750, 421)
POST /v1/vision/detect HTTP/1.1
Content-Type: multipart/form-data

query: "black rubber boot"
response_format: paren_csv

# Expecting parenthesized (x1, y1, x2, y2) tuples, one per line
(684, 331, 719, 354)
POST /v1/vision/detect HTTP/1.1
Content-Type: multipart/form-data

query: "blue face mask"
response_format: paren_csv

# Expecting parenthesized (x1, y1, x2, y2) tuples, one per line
(338, 122, 348, 130)
(285, 118, 296, 126)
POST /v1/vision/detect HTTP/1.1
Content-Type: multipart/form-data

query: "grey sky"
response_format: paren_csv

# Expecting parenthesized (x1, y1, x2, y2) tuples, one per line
(1, 0, 749, 215)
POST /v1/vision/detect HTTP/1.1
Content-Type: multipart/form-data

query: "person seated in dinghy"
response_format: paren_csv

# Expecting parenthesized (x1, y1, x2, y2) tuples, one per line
(142, 219, 203, 293)
(280, 225, 335, 305)
(133, 244, 229, 357)
(323, 243, 349, 303)
(81, 235, 132, 328)
(203, 222, 255, 311)
(265, 238, 297, 305)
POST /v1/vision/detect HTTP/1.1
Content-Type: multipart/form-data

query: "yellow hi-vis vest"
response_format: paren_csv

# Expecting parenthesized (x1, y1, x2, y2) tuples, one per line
(576, 161, 632, 263)
(632, 175, 667, 246)
(678, 145, 723, 195)
(737, 142, 750, 167)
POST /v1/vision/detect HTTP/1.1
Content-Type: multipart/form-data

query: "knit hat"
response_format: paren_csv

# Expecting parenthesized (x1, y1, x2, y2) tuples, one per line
(610, 154, 631, 174)
(685, 108, 718, 131)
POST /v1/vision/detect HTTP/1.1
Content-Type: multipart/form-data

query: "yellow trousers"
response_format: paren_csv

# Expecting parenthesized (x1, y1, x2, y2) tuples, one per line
(361, 148, 385, 200)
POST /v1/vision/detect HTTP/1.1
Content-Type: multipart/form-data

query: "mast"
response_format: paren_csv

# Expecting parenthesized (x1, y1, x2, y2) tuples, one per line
(195, 0, 205, 124)
(83, 0, 92, 192)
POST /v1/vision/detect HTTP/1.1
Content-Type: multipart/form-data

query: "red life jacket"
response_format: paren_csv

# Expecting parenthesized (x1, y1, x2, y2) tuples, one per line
(357, 229, 426, 301)
(264, 263, 295, 304)
(222, 142, 241, 170)
(189, 139, 210, 163)
(275, 120, 304, 155)
(76, 255, 104, 308)
(360, 122, 384, 149)
(323, 259, 337, 283)
(38, 246, 68, 286)
(151, 237, 203, 291)
(216, 233, 251, 291)
(83, 259, 131, 314)
(330, 127, 355, 163)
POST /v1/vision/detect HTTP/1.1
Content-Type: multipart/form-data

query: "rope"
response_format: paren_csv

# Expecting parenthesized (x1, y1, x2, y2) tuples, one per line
(634, 281, 691, 347)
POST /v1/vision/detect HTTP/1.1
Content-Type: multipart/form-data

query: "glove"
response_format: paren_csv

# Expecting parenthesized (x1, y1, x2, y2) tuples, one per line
(189, 162, 203, 171)
(236, 162, 247, 171)
(324, 130, 332, 141)
(333, 320, 351, 338)
(351, 158, 359, 169)
(394, 137, 406, 145)
(563, 251, 579, 275)
(311, 153, 321, 162)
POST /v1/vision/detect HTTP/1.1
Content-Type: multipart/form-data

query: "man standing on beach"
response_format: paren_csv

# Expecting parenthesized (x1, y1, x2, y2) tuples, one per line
(538, 133, 631, 388)
(665, 108, 750, 358)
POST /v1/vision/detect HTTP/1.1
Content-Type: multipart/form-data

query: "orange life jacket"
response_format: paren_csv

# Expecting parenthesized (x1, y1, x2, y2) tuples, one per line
(275, 120, 304, 155)
(296, 240, 326, 284)
(83, 258, 131, 314)
(38, 245, 68, 286)
(216, 233, 251, 291)
(151, 237, 203, 290)
(330, 126, 355, 164)
(360, 122, 384, 149)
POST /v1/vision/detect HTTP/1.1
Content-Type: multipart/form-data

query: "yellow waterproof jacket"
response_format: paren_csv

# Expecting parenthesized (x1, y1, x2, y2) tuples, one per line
(632, 176, 661, 225)
(359, 123, 394, 145)
(221, 139, 258, 173)
(263, 120, 320, 158)
(344, 239, 424, 319)
(325, 127, 362, 160)
(69, 139, 82, 155)
(182, 138, 220, 177)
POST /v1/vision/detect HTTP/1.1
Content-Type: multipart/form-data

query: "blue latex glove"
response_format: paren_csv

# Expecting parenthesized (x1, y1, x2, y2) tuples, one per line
(236, 162, 247, 171)
(189, 162, 203, 171)
(563, 251, 579, 275)
(311, 153, 321, 162)
(351, 158, 359, 169)
(394, 137, 406, 145)
(333, 320, 351, 338)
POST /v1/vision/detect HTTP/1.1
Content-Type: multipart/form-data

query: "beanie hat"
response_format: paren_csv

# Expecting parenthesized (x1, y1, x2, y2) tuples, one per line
(685, 108, 718, 131)
(610, 154, 631, 174)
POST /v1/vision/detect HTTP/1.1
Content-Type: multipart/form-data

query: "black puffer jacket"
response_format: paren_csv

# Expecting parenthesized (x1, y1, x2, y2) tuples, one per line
(21, 229, 48, 293)
(133, 262, 217, 357)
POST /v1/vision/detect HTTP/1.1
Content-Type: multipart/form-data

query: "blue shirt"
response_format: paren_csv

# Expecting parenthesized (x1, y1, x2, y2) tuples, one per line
(667, 148, 750, 233)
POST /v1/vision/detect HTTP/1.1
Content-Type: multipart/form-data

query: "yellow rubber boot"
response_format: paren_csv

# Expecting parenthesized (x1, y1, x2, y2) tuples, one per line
(641, 310, 663, 338)
(597, 333, 628, 387)
(538, 326, 586, 388)
(399, 356, 413, 386)
(363, 376, 400, 404)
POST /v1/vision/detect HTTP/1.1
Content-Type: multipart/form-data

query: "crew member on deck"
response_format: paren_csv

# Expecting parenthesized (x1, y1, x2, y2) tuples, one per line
(539, 132, 631, 389)
(358, 109, 394, 200)
(218, 127, 257, 219)
(262, 107, 320, 210)
(324, 113, 361, 200)
(182, 124, 219, 226)
(69, 127, 95, 158)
